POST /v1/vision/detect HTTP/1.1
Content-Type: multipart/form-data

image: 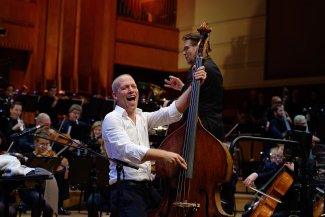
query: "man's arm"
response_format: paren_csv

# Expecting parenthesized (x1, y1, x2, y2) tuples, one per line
(142, 148, 187, 169)
(174, 66, 206, 113)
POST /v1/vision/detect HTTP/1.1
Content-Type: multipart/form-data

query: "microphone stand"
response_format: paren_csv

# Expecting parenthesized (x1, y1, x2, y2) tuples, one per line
(7, 125, 44, 153)
(32, 133, 139, 170)
(34, 133, 139, 216)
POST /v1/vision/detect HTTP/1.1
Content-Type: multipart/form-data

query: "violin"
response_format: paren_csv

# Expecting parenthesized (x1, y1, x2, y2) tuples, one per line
(48, 128, 81, 155)
(313, 187, 325, 217)
(33, 147, 70, 179)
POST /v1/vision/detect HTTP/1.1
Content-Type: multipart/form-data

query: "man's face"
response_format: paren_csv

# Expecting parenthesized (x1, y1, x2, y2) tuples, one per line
(48, 88, 57, 97)
(40, 116, 52, 129)
(10, 104, 22, 119)
(183, 40, 197, 65)
(69, 110, 81, 122)
(112, 75, 139, 115)
(276, 106, 285, 118)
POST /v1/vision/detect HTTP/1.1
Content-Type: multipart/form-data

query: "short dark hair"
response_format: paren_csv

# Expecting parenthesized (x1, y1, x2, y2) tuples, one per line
(182, 32, 212, 53)
(271, 104, 282, 113)
(48, 85, 57, 90)
(10, 101, 23, 109)
(182, 32, 201, 46)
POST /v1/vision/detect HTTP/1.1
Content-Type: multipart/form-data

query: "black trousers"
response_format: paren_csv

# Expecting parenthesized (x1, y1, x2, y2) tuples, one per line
(110, 181, 161, 217)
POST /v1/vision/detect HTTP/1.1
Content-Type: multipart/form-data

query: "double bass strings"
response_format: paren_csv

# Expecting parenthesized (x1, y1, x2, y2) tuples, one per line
(175, 55, 202, 205)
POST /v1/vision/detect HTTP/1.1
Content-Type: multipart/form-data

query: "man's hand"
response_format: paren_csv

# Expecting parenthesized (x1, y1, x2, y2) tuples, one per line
(164, 76, 184, 91)
(193, 66, 207, 85)
(163, 151, 187, 170)
(243, 172, 258, 187)
(143, 149, 187, 170)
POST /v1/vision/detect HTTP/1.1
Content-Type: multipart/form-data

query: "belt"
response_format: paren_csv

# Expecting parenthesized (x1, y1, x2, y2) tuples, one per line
(111, 180, 151, 188)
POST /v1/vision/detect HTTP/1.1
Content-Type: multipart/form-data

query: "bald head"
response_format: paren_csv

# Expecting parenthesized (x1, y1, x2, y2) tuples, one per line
(35, 113, 51, 128)
(112, 74, 134, 93)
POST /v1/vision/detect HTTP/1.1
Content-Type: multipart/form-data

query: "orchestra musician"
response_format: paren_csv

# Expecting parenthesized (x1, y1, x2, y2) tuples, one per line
(0, 83, 15, 119)
(0, 101, 26, 152)
(242, 146, 295, 217)
(85, 121, 110, 217)
(37, 85, 59, 127)
(20, 128, 71, 216)
(164, 32, 235, 213)
(86, 121, 105, 156)
(56, 104, 90, 157)
(102, 72, 206, 217)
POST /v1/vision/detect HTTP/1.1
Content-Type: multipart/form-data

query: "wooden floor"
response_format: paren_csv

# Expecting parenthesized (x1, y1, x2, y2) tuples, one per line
(20, 178, 252, 217)
(21, 210, 110, 217)
(20, 210, 244, 217)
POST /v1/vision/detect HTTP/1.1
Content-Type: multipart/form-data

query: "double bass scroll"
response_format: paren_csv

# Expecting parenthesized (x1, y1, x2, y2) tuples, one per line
(150, 22, 233, 217)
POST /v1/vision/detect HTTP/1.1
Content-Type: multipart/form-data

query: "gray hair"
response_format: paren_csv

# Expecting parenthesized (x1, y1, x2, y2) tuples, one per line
(294, 114, 309, 132)
(35, 113, 49, 121)
(294, 115, 306, 125)
(111, 74, 133, 93)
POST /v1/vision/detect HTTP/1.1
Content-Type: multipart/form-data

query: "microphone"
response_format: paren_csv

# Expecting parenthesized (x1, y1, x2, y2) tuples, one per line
(10, 124, 44, 140)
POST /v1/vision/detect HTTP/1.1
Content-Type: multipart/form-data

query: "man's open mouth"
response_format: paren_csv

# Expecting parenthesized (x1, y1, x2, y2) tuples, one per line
(127, 95, 136, 101)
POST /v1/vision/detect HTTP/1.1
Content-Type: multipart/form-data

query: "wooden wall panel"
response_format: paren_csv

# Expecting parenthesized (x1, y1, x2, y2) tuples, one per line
(43, 0, 61, 87)
(90, 0, 117, 96)
(0, 24, 34, 50)
(115, 42, 178, 72)
(115, 18, 179, 72)
(116, 18, 179, 52)
(0, 0, 37, 25)
(60, 0, 77, 92)
(77, 0, 96, 94)
(0, 0, 46, 91)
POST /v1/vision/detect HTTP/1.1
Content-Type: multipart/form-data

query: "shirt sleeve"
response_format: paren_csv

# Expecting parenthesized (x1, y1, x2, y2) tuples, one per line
(102, 113, 149, 164)
(146, 101, 182, 129)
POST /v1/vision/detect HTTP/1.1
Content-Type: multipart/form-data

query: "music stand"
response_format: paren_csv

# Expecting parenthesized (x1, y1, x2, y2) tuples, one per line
(15, 94, 40, 112)
(99, 99, 115, 119)
(69, 157, 110, 213)
(27, 157, 62, 174)
(56, 98, 82, 115)
(69, 157, 93, 187)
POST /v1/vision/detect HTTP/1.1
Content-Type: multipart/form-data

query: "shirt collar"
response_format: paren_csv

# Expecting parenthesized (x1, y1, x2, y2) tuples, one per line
(114, 105, 143, 118)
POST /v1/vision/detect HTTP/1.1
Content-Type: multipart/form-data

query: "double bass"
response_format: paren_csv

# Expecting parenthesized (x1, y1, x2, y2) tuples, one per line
(150, 23, 233, 217)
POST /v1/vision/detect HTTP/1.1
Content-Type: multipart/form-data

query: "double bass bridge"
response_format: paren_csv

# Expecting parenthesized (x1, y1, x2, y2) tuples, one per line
(173, 201, 200, 210)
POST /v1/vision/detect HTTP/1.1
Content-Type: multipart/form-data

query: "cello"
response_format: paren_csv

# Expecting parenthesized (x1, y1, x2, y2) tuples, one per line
(150, 22, 233, 217)
(250, 164, 294, 217)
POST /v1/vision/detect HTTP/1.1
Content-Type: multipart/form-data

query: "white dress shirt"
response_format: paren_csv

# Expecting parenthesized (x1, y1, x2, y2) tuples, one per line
(102, 101, 182, 184)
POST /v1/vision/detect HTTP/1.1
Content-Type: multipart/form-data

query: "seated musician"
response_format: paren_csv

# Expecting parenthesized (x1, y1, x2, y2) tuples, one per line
(55, 104, 90, 156)
(85, 121, 110, 217)
(86, 121, 105, 155)
(20, 128, 71, 216)
(242, 146, 295, 217)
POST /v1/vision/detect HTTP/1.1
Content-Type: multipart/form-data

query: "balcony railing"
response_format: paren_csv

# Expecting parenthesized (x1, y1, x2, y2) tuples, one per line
(117, 0, 176, 28)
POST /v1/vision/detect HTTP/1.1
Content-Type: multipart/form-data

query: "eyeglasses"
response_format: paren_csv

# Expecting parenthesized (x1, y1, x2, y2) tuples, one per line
(37, 143, 49, 148)
(183, 46, 193, 52)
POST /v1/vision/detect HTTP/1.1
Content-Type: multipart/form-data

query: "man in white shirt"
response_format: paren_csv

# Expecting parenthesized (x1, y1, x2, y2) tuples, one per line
(102, 71, 206, 217)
